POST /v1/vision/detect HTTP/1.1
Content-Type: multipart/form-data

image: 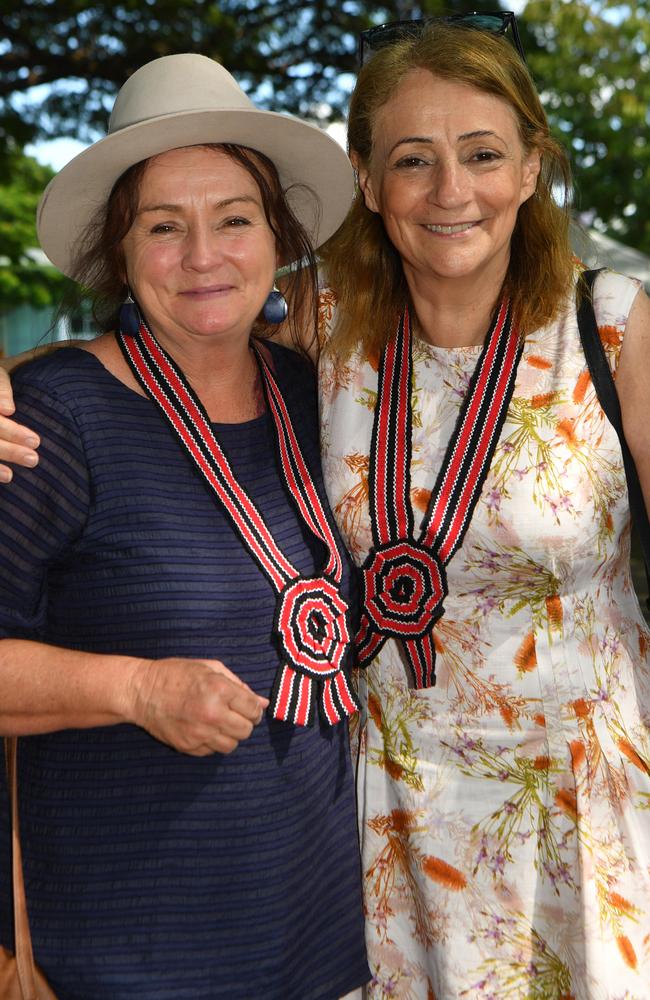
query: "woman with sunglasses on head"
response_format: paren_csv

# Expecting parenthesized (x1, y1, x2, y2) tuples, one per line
(2, 16, 650, 1000)
(315, 16, 650, 998)
(0, 53, 370, 999)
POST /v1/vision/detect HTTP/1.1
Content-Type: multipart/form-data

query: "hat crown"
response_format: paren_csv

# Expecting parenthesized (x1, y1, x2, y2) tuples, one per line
(108, 54, 254, 134)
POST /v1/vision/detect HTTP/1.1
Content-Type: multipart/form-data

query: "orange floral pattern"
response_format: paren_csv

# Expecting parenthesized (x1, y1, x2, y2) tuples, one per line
(320, 270, 650, 998)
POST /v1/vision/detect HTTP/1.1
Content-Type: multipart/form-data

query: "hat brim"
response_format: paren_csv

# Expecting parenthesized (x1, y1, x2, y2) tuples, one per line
(37, 107, 354, 280)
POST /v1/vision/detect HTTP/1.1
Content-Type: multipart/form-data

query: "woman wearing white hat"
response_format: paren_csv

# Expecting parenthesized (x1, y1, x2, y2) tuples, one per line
(0, 54, 369, 998)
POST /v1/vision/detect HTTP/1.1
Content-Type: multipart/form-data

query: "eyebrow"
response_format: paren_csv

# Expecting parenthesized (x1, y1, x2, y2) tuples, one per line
(137, 195, 260, 214)
(388, 130, 500, 155)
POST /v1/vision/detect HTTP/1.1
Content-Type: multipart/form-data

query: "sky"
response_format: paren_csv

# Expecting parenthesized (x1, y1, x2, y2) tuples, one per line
(27, 120, 348, 172)
(27, 136, 88, 171)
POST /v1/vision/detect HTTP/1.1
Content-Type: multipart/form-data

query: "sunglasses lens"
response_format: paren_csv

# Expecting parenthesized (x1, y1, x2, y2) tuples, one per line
(459, 14, 509, 34)
(360, 12, 524, 65)
(361, 20, 419, 60)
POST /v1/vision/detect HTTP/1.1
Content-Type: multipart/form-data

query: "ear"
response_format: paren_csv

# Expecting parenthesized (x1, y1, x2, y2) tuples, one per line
(519, 148, 542, 206)
(351, 150, 380, 215)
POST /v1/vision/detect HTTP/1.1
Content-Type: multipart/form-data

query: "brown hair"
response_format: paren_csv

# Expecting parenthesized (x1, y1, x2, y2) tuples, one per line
(321, 22, 575, 357)
(69, 143, 319, 355)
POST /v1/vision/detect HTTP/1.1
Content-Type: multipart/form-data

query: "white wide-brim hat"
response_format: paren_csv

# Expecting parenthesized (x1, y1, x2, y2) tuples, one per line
(37, 53, 354, 280)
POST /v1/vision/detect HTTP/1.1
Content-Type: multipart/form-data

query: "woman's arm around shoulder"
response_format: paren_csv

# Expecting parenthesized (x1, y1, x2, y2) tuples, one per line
(0, 340, 85, 479)
(616, 286, 650, 510)
(0, 281, 338, 478)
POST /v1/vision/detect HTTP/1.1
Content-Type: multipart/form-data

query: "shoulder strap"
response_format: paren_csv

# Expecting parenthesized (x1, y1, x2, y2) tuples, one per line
(577, 269, 650, 590)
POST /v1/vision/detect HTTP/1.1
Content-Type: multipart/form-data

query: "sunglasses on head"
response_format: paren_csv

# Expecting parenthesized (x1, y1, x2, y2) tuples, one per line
(358, 11, 527, 67)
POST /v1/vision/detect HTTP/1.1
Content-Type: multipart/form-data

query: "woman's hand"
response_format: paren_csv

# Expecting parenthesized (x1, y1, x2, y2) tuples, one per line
(128, 656, 270, 755)
(0, 341, 79, 479)
(0, 366, 40, 481)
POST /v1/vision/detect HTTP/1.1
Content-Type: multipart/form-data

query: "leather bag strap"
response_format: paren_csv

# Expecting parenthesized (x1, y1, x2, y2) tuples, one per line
(577, 268, 650, 595)
(5, 737, 39, 998)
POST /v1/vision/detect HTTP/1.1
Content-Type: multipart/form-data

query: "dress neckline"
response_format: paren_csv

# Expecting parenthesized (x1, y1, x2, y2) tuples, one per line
(68, 346, 273, 429)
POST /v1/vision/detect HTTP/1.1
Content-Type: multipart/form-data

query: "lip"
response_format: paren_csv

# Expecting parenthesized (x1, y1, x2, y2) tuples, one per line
(180, 285, 234, 297)
(423, 221, 480, 235)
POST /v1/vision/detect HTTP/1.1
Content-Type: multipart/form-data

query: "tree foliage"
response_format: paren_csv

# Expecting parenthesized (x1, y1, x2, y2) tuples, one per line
(0, 0, 388, 146)
(523, 0, 650, 255)
(0, 148, 71, 309)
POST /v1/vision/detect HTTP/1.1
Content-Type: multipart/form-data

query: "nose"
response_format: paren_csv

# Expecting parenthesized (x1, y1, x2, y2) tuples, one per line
(182, 224, 222, 272)
(428, 157, 471, 208)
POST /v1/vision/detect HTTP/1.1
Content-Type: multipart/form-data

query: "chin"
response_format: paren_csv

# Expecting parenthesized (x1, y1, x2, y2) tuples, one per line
(181, 313, 237, 336)
(428, 261, 482, 281)
(430, 247, 503, 281)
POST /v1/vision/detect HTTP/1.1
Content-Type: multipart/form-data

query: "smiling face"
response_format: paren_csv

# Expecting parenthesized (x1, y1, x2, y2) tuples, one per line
(356, 70, 541, 292)
(121, 145, 277, 351)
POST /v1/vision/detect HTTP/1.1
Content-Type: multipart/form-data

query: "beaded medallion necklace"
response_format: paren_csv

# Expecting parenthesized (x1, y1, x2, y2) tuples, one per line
(356, 301, 522, 686)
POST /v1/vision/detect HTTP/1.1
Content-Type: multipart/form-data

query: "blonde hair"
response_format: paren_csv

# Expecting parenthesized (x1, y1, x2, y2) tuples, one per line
(321, 22, 574, 357)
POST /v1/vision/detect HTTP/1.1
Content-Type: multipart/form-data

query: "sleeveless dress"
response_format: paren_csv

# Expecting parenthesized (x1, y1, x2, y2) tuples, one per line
(0, 342, 369, 1000)
(318, 270, 650, 999)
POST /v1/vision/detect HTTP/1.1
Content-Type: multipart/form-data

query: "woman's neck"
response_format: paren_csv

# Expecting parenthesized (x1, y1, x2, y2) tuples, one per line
(85, 331, 268, 424)
(163, 336, 264, 421)
(192, 347, 266, 423)
(405, 268, 507, 349)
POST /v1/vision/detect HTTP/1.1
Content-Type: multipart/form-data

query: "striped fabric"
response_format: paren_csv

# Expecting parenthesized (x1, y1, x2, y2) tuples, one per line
(0, 344, 368, 999)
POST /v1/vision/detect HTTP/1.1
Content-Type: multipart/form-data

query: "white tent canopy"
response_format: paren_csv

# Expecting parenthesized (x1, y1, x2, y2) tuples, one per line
(571, 225, 650, 291)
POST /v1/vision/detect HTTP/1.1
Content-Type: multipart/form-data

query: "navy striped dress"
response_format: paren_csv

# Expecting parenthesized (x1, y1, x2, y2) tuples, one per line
(0, 343, 369, 999)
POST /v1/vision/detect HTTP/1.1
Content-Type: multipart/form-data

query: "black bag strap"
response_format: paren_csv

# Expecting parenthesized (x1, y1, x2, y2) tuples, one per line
(576, 268, 650, 595)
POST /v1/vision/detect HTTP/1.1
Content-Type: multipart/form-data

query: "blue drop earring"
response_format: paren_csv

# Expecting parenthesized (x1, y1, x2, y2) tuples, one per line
(119, 289, 142, 336)
(262, 285, 288, 325)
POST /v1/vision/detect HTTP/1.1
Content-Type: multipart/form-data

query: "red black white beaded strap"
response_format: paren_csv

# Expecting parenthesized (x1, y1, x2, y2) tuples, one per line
(356, 301, 522, 687)
(118, 323, 359, 727)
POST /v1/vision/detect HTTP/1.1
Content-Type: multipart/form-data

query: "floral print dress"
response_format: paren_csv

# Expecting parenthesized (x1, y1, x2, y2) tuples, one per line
(318, 269, 650, 1000)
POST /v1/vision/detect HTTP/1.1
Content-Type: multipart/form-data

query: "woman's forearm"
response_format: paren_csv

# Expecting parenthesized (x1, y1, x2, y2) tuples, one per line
(0, 639, 268, 755)
(0, 638, 139, 735)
